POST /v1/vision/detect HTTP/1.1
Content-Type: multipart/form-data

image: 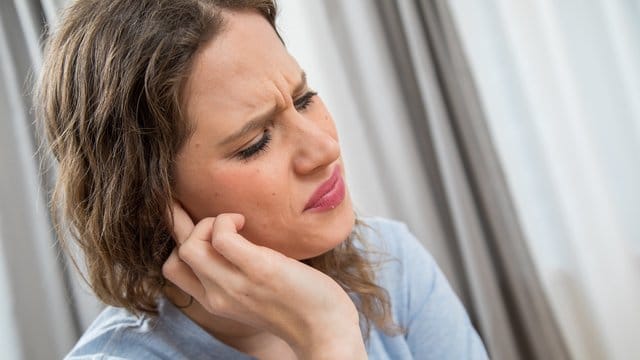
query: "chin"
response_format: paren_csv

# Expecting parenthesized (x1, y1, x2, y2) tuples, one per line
(296, 199, 356, 261)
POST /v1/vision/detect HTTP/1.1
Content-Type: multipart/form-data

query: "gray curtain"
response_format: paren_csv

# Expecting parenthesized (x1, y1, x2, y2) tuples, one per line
(320, 0, 570, 358)
(367, 1, 570, 359)
(0, 0, 79, 359)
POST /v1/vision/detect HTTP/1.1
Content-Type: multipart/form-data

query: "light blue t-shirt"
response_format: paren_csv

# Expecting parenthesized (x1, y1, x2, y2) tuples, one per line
(66, 217, 489, 359)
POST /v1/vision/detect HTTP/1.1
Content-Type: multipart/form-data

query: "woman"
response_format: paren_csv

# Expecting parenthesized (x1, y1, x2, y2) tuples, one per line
(38, 0, 488, 358)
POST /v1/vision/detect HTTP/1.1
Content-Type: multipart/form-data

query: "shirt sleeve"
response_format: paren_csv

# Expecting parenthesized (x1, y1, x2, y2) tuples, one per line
(396, 223, 489, 359)
(65, 355, 130, 360)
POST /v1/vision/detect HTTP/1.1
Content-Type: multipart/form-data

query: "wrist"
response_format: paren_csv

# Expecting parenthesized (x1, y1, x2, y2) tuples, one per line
(292, 306, 366, 360)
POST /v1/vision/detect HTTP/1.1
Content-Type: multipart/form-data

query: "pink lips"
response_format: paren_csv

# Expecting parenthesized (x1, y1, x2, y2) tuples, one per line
(304, 166, 346, 212)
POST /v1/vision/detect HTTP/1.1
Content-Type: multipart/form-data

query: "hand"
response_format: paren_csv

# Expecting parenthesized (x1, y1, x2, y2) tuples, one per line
(162, 201, 367, 359)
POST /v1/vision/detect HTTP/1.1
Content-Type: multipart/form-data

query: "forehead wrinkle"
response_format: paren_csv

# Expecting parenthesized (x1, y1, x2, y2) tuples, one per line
(243, 78, 284, 120)
(274, 77, 290, 111)
(215, 78, 284, 148)
(275, 69, 306, 109)
(293, 71, 307, 94)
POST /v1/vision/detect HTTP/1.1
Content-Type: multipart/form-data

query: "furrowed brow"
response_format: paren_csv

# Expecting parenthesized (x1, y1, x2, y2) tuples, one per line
(293, 71, 307, 95)
(217, 71, 307, 147)
(217, 111, 274, 147)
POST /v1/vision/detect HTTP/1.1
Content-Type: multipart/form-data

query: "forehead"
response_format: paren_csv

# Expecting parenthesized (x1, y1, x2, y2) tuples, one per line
(181, 10, 301, 134)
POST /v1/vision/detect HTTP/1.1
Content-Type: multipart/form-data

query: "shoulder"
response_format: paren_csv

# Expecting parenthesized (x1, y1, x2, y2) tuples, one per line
(64, 307, 162, 359)
(355, 216, 435, 269)
(354, 216, 438, 322)
(65, 298, 247, 360)
(355, 216, 410, 238)
(356, 217, 489, 359)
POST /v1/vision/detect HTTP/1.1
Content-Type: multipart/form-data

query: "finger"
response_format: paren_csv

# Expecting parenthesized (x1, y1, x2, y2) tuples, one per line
(211, 214, 277, 273)
(162, 248, 205, 301)
(211, 213, 245, 240)
(178, 226, 240, 278)
(188, 217, 217, 243)
(178, 237, 250, 313)
(168, 199, 195, 245)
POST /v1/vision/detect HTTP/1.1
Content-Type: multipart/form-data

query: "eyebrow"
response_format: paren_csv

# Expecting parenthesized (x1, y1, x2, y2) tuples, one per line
(218, 71, 307, 147)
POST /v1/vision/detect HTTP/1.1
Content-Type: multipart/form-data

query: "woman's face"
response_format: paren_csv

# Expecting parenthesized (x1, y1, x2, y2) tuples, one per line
(174, 10, 354, 260)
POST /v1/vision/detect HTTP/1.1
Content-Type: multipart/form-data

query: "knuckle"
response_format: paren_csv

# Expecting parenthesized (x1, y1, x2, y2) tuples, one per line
(250, 256, 278, 285)
(177, 239, 197, 260)
(199, 217, 216, 231)
(192, 217, 216, 238)
(211, 232, 231, 248)
(177, 243, 189, 260)
(161, 259, 174, 278)
(161, 253, 180, 278)
(210, 230, 222, 242)
(225, 278, 251, 298)
(205, 293, 229, 316)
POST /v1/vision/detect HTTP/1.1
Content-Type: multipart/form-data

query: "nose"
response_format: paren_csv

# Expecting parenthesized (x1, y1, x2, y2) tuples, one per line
(291, 113, 341, 175)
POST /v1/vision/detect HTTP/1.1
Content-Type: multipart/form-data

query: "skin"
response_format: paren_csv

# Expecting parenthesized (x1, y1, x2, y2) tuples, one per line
(161, 10, 365, 360)
(172, 9, 354, 261)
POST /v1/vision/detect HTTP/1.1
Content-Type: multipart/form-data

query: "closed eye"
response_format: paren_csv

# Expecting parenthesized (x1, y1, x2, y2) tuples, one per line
(236, 129, 272, 161)
(234, 90, 316, 162)
(294, 90, 317, 111)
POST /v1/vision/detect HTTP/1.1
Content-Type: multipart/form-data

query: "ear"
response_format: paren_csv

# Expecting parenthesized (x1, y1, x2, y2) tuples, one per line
(173, 195, 201, 222)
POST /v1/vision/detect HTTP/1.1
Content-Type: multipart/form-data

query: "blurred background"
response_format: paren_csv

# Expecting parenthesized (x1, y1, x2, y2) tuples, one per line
(1, 0, 639, 359)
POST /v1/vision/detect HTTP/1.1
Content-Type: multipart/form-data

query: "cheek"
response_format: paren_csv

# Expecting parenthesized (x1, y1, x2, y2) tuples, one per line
(315, 103, 339, 141)
(175, 162, 285, 222)
(210, 165, 289, 214)
(325, 114, 339, 141)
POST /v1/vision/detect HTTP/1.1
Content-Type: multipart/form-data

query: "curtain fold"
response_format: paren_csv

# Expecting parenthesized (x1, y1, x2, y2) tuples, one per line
(449, 0, 640, 358)
(0, 0, 79, 358)
(370, 1, 570, 359)
(312, 0, 462, 289)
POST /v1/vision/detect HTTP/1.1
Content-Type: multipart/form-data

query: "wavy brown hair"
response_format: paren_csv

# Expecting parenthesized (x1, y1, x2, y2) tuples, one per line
(37, 0, 400, 338)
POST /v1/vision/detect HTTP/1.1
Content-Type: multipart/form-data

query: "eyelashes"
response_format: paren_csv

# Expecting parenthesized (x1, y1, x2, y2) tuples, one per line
(235, 90, 317, 161)
(237, 129, 272, 160)
(294, 90, 317, 111)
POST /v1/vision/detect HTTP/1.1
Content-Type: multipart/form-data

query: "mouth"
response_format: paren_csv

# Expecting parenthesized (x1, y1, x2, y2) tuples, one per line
(303, 165, 346, 212)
